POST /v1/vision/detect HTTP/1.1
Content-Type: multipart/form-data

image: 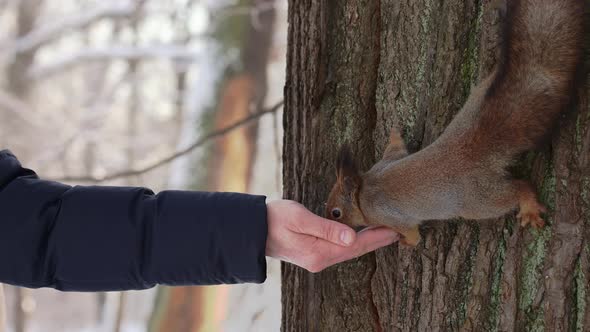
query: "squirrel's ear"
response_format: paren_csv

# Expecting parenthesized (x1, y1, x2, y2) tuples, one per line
(336, 145, 361, 191)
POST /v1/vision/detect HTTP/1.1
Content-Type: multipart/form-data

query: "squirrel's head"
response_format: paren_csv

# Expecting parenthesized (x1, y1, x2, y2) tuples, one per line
(325, 146, 367, 230)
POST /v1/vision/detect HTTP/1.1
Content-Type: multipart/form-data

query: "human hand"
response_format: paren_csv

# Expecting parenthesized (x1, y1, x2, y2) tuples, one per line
(265, 200, 399, 272)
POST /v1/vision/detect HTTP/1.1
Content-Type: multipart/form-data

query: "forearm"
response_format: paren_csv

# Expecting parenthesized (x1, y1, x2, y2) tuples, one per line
(0, 150, 267, 291)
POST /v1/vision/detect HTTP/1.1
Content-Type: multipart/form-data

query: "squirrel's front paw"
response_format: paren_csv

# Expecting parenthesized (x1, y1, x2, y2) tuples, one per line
(399, 226, 421, 247)
(517, 200, 547, 229)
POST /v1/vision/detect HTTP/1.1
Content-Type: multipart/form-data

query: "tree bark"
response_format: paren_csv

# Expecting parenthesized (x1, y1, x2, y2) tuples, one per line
(281, 1, 590, 331)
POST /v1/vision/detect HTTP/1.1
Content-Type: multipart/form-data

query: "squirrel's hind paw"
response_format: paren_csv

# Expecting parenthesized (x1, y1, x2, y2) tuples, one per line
(517, 202, 547, 229)
(515, 180, 547, 229)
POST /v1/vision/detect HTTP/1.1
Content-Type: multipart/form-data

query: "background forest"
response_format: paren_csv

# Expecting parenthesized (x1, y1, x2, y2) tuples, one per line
(0, 0, 286, 331)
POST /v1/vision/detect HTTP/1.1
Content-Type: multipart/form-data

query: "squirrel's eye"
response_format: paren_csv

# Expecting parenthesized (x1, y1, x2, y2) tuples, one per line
(331, 208, 342, 219)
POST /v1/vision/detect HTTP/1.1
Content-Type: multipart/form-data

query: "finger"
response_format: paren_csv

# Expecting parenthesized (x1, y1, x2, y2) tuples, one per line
(323, 227, 399, 267)
(293, 211, 357, 247)
(356, 227, 400, 244)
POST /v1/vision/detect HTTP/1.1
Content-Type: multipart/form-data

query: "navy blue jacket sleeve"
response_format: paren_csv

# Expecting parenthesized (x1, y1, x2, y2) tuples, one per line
(0, 150, 267, 291)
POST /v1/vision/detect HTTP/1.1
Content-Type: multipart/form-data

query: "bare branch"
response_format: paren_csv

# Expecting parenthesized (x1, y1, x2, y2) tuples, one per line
(28, 45, 202, 79)
(1, 2, 136, 54)
(52, 101, 284, 183)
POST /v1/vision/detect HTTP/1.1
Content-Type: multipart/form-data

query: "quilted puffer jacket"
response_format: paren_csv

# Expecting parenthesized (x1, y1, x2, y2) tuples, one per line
(0, 149, 267, 293)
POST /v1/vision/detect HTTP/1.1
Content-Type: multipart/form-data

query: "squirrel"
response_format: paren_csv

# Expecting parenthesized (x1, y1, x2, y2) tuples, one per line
(325, 0, 587, 246)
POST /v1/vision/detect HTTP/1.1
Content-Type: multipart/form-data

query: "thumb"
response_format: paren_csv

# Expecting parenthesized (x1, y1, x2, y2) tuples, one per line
(297, 214, 357, 247)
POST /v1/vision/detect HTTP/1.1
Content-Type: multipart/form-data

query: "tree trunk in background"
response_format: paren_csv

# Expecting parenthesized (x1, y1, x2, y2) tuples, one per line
(281, 1, 590, 331)
(150, 74, 261, 332)
(149, 2, 276, 332)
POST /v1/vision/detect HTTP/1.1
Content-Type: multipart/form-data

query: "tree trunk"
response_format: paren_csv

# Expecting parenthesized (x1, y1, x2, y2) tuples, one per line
(281, 1, 590, 331)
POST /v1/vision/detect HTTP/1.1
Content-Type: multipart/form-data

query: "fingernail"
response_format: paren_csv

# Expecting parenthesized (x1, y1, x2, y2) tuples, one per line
(340, 230, 354, 246)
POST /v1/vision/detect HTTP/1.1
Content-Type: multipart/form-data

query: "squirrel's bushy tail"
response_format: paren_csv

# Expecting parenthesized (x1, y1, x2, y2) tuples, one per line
(471, 0, 586, 157)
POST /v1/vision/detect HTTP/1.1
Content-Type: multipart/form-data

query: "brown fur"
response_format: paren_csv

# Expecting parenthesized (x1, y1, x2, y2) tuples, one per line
(325, 0, 586, 246)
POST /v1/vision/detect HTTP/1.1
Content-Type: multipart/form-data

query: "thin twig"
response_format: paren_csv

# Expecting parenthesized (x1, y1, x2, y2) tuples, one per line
(53, 101, 284, 183)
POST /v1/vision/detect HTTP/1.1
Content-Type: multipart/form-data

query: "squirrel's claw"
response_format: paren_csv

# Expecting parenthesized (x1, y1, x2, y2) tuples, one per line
(517, 200, 547, 229)
(515, 180, 547, 229)
(517, 210, 546, 229)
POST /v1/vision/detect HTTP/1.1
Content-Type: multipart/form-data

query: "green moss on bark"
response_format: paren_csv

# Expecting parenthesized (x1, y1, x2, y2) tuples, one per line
(519, 230, 550, 331)
(574, 108, 589, 154)
(461, 0, 483, 98)
(453, 225, 480, 330)
(517, 161, 555, 331)
(573, 255, 587, 332)
(487, 221, 511, 332)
